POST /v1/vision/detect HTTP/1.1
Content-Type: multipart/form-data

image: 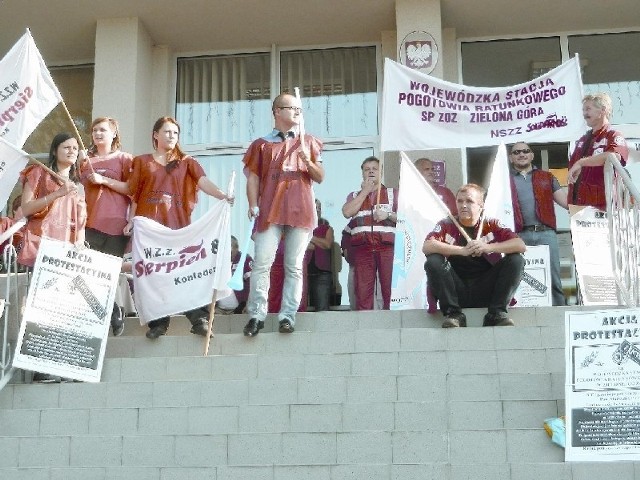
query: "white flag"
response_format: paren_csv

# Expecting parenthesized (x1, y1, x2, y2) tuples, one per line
(131, 201, 232, 323)
(0, 29, 62, 147)
(483, 143, 515, 231)
(0, 136, 29, 208)
(391, 152, 451, 310)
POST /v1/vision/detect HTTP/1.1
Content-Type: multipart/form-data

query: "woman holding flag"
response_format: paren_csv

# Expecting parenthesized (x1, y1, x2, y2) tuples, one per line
(126, 116, 234, 340)
(18, 133, 87, 268)
(79, 117, 133, 336)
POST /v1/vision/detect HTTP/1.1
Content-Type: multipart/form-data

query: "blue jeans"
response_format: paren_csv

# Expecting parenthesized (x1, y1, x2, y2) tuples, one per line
(247, 224, 312, 324)
(519, 229, 565, 306)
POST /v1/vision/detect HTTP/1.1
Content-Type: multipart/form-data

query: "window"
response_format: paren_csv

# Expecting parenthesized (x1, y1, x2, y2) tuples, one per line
(461, 37, 562, 87)
(280, 46, 378, 138)
(569, 31, 640, 125)
(177, 46, 379, 306)
(461, 37, 564, 185)
(176, 53, 272, 145)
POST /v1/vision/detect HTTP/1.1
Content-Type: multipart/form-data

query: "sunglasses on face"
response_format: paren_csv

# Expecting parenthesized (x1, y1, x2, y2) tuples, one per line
(511, 149, 531, 155)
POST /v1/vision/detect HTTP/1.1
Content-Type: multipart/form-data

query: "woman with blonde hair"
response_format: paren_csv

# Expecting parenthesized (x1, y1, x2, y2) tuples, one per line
(79, 117, 133, 336)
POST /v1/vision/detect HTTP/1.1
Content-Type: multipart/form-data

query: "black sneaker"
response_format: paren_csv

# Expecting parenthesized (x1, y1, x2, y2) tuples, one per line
(278, 319, 294, 333)
(442, 311, 467, 328)
(243, 318, 264, 337)
(111, 306, 125, 337)
(146, 325, 167, 339)
(483, 313, 515, 327)
(190, 322, 212, 337)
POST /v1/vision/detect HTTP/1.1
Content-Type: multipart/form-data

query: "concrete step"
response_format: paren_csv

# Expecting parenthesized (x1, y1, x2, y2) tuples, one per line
(115, 305, 594, 338)
(0, 306, 633, 480)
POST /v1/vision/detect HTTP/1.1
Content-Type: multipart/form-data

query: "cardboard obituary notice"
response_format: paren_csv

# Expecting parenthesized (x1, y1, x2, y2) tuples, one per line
(565, 308, 640, 461)
(12, 238, 121, 382)
(513, 244, 552, 307)
(570, 206, 618, 305)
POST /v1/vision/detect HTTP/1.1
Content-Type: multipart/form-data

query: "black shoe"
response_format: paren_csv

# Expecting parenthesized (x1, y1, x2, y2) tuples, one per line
(190, 322, 212, 337)
(146, 325, 167, 339)
(278, 319, 294, 333)
(111, 306, 125, 337)
(243, 318, 264, 337)
(483, 313, 515, 327)
(442, 311, 467, 328)
(32, 372, 61, 383)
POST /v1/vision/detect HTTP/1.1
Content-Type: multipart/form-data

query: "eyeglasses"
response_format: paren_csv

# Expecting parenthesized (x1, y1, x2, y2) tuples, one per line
(278, 106, 302, 113)
(511, 149, 531, 155)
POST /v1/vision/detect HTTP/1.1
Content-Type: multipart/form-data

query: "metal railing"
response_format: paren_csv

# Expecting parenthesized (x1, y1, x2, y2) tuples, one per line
(605, 153, 640, 307)
(0, 244, 24, 391)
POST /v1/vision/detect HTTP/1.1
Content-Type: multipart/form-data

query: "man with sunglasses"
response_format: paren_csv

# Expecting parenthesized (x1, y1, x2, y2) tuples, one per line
(509, 142, 568, 306)
(242, 93, 324, 337)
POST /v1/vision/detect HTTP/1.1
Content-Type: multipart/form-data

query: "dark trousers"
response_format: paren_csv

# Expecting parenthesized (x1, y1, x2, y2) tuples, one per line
(148, 306, 209, 330)
(309, 271, 332, 311)
(424, 253, 525, 316)
(86, 228, 129, 327)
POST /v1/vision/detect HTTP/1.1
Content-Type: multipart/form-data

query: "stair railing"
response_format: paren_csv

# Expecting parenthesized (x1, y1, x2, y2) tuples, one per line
(605, 152, 640, 307)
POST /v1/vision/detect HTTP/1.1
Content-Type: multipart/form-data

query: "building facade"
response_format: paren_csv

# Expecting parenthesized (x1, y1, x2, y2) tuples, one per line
(2, 0, 638, 302)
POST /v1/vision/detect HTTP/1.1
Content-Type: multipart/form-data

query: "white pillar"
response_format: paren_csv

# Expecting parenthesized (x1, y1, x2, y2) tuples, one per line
(93, 17, 154, 155)
(395, 0, 443, 79)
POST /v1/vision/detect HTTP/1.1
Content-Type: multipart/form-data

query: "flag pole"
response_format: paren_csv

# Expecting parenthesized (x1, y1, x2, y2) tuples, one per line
(476, 211, 485, 240)
(60, 100, 95, 174)
(399, 152, 472, 242)
(293, 87, 307, 154)
(61, 101, 87, 151)
(204, 290, 218, 356)
(26, 156, 66, 184)
(204, 170, 236, 355)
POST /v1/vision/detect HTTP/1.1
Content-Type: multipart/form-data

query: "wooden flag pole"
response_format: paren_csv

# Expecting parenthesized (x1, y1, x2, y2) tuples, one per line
(60, 99, 95, 173)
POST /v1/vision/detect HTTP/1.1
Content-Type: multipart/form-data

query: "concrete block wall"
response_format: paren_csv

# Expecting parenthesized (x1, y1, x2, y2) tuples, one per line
(0, 307, 638, 479)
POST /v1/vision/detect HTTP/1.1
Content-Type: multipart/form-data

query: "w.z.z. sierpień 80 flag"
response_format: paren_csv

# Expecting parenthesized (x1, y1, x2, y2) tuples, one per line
(132, 202, 232, 323)
(0, 29, 62, 147)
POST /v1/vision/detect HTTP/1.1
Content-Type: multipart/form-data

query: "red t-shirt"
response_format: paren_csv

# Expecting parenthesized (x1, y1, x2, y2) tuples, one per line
(243, 134, 323, 232)
(568, 125, 628, 210)
(80, 151, 133, 235)
(129, 154, 206, 229)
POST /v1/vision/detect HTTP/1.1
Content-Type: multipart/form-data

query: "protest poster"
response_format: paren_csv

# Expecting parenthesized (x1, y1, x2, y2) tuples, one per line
(513, 244, 552, 307)
(570, 206, 619, 305)
(381, 56, 585, 151)
(12, 238, 121, 382)
(565, 308, 640, 461)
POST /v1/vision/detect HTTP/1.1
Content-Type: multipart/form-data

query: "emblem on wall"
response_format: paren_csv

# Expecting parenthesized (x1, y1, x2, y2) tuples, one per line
(399, 31, 439, 74)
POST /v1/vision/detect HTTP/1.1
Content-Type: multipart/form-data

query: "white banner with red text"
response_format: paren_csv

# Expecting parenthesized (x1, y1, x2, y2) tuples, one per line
(0, 29, 62, 147)
(132, 201, 232, 323)
(381, 56, 586, 150)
